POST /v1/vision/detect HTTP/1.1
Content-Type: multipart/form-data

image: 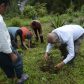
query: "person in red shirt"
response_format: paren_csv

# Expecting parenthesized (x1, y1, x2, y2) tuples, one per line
(30, 20, 44, 43)
(17, 27, 33, 49)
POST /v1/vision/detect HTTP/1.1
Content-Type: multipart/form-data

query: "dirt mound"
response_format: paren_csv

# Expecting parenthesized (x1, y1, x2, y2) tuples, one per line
(38, 56, 58, 74)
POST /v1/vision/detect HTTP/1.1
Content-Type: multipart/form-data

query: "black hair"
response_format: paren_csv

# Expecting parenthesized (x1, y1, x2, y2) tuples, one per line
(16, 29, 23, 44)
(16, 29, 22, 39)
(31, 21, 36, 26)
(0, 0, 10, 6)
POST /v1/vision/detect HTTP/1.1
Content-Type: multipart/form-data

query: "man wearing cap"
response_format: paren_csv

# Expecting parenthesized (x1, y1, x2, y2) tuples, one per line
(44, 24, 84, 70)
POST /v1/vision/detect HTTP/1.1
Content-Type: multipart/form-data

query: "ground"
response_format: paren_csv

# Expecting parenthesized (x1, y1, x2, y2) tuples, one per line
(0, 15, 84, 84)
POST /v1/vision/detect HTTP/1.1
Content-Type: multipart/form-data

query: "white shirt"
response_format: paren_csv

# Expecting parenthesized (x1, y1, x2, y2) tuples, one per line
(46, 24, 84, 64)
(0, 15, 12, 53)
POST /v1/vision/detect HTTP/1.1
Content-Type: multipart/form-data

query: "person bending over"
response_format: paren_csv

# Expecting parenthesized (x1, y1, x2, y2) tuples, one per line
(44, 24, 84, 71)
(30, 20, 44, 43)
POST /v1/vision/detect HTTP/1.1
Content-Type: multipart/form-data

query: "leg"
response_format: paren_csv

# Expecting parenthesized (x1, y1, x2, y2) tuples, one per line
(0, 52, 15, 78)
(40, 35, 44, 43)
(12, 47, 23, 79)
(69, 34, 84, 64)
(33, 28, 39, 42)
(74, 34, 84, 55)
(12, 48, 29, 83)
(38, 27, 44, 43)
(26, 34, 32, 48)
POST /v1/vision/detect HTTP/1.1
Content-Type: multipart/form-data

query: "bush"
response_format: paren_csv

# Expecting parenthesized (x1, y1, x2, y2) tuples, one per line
(66, 1, 74, 15)
(81, 5, 84, 13)
(10, 17, 21, 26)
(23, 5, 37, 18)
(23, 3, 47, 18)
(73, 17, 84, 25)
(50, 15, 64, 28)
(72, 11, 81, 17)
(34, 3, 47, 17)
(39, 15, 51, 23)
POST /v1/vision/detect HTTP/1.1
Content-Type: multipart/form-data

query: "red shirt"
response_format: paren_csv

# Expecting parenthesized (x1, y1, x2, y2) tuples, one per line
(20, 27, 32, 41)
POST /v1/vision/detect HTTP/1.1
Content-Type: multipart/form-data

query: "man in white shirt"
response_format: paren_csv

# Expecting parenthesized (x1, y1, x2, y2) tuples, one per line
(0, 0, 28, 83)
(44, 24, 84, 70)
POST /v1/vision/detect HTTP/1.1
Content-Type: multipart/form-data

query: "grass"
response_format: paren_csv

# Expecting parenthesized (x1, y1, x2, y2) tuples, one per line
(0, 12, 84, 84)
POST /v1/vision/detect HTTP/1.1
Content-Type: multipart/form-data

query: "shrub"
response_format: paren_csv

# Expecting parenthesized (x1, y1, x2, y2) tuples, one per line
(23, 3, 47, 18)
(50, 15, 64, 28)
(39, 15, 51, 23)
(66, 1, 74, 15)
(72, 11, 81, 17)
(64, 17, 73, 25)
(34, 3, 47, 17)
(10, 17, 21, 26)
(81, 5, 84, 13)
(73, 17, 84, 25)
(23, 5, 37, 18)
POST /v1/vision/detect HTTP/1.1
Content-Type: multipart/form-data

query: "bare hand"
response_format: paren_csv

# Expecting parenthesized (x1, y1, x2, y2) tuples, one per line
(9, 53, 18, 63)
(54, 62, 64, 70)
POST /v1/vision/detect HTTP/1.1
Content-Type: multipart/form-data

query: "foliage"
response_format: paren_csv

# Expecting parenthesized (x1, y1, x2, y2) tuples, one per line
(39, 15, 51, 23)
(4, 0, 84, 18)
(1, 10, 84, 84)
(66, 1, 74, 15)
(50, 15, 64, 28)
(23, 3, 47, 18)
(10, 17, 22, 27)
(73, 17, 84, 26)
(30, 0, 71, 14)
(81, 5, 84, 13)
(72, 11, 81, 18)
(23, 5, 37, 18)
(5, 0, 20, 18)
(30, 0, 84, 14)
(34, 3, 47, 17)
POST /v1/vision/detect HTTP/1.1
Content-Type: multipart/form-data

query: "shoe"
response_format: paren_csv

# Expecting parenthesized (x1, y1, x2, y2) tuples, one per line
(17, 74, 29, 84)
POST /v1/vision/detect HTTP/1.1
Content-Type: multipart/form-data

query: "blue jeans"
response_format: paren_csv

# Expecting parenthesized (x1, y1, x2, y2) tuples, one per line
(0, 48, 23, 78)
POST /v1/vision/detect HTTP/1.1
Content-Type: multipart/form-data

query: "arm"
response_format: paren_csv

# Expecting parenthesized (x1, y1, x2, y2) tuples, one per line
(55, 36, 75, 70)
(27, 33, 32, 49)
(44, 43, 54, 60)
(28, 40, 31, 48)
(20, 33, 28, 49)
(8, 52, 18, 63)
(46, 43, 54, 53)
(23, 41, 28, 50)
(63, 37, 75, 64)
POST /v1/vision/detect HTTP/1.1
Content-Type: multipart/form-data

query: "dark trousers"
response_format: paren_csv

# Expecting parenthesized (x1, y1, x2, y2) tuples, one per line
(0, 48, 23, 78)
(33, 28, 44, 43)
